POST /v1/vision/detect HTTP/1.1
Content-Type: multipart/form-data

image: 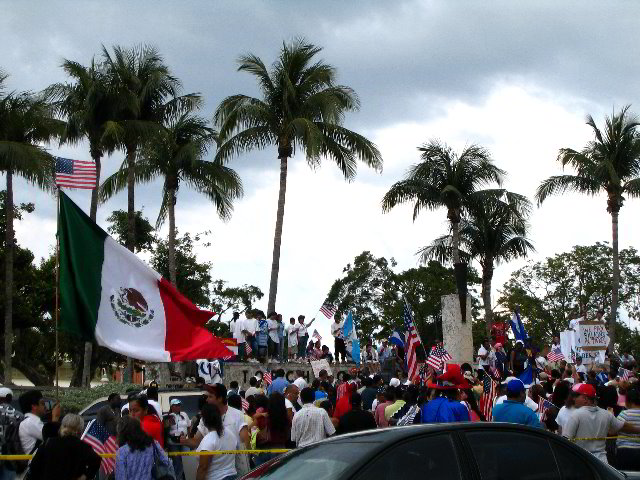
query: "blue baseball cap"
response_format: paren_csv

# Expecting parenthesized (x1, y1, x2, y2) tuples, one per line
(506, 379, 525, 395)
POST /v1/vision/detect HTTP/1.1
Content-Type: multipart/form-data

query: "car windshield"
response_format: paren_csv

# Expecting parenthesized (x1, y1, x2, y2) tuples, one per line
(254, 440, 382, 480)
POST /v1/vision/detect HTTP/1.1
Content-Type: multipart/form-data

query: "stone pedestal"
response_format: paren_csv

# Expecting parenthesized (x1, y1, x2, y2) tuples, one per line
(221, 362, 357, 389)
(442, 294, 473, 365)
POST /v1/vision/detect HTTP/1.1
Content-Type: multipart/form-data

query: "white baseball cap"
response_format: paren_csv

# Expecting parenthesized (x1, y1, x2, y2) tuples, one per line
(170, 399, 182, 406)
(0, 387, 12, 397)
(389, 378, 401, 387)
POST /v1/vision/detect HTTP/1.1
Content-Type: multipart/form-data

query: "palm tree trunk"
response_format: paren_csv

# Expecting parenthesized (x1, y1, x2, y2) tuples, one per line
(167, 186, 177, 286)
(267, 155, 288, 314)
(125, 144, 137, 383)
(81, 152, 102, 387)
(4, 169, 14, 384)
(482, 263, 494, 339)
(451, 219, 461, 264)
(609, 210, 619, 351)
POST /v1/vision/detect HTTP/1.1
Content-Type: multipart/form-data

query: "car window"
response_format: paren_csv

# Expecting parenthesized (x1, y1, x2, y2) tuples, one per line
(551, 441, 596, 480)
(465, 431, 560, 480)
(251, 440, 383, 480)
(353, 434, 461, 480)
(168, 395, 200, 418)
(82, 400, 108, 417)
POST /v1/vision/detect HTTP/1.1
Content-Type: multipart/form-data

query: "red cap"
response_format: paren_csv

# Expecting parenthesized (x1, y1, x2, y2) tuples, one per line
(572, 383, 597, 398)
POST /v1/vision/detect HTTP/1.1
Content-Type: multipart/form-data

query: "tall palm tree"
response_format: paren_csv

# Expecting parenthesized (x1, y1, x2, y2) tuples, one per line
(536, 106, 640, 350)
(215, 39, 382, 313)
(420, 190, 534, 337)
(382, 140, 505, 319)
(0, 82, 62, 383)
(101, 110, 243, 287)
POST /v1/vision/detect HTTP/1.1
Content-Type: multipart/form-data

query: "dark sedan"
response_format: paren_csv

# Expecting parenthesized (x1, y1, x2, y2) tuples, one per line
(242, 423, 638, 480)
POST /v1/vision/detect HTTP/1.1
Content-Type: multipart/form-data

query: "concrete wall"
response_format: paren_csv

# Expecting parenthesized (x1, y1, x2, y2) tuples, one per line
(441, 294, 474, 365)
(222, 362, 357, 389)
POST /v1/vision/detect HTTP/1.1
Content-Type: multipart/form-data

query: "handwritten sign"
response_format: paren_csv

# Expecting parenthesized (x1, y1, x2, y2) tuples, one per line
(576, 322, 609, 351)
(310, 359, 333, 377)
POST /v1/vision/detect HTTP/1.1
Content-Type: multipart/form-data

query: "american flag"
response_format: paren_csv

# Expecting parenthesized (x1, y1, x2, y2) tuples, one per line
(538, 398, 554, 422)
(547, 351, 565, 362)
(404, 300, 422, 381)
(419, 363, 432, 386)
(245, 343, 252, 356)
(480, 375, 499, 421)
(82, 419, 117, 475)
(263, 372, 272, 385)
(426, 344, 452, 371)
(241, 397, 249, 412)
(312, 329, 322, 341)
(55, 157, 98, 189)
(619, 368, 632, 381)
(320, 303, 337, 319)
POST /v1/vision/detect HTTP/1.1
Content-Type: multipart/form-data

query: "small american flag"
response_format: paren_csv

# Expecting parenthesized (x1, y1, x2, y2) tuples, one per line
(263, 372, 272, 385)
(55, 157, 97, 189)
(619, 368, 632, 381)
(241, 397, 249, 412)
(312, 329, 322, 341)
(547, 351, 565, 362)
(245, 343, 252, 356)
(82, 419, 117, 475)
(538, 398, 554, 422)
(320, 303, 337, 319)
(481, 375, 499, 421)
(404, 301, 422, 381)
(426, 344, 452, 371)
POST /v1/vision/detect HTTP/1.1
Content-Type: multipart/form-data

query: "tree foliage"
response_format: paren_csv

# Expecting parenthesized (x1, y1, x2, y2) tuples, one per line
(498, 242, 640, 343)
(106, 209, 155, 252)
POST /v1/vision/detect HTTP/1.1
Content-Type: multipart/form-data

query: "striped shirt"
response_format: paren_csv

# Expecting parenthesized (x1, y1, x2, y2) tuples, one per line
(617, 409, 640, 448)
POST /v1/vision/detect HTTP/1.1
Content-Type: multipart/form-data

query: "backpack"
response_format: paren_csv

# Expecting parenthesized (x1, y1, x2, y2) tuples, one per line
(2, 416, 37, 473)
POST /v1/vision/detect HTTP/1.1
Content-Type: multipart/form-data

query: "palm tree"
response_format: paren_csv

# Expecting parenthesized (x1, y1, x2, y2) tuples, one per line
(101, 110, 243, 287)
(0, 81, 62, 383)
(420, 190, 534, 337)
(214, 38, 382, 313)
(536, 106, 640, 350)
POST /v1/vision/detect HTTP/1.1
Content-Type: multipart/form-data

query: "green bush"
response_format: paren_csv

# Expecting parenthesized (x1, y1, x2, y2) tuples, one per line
(39, 383, 141, 414)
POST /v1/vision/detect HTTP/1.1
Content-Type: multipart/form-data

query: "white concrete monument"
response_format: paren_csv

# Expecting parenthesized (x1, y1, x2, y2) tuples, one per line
(441, 293, 473, 365)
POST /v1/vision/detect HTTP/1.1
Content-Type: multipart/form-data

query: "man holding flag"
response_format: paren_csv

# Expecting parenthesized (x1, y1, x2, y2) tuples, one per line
(331, 316, 346, 363)
(343, 312, 360, 366)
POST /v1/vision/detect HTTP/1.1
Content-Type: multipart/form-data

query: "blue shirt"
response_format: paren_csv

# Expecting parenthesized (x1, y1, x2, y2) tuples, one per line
(257, 319, 269, 347)
(421, 396, 470, 423)
(115, 441, 174, 480)
(267, 376, 290, 396)
(277, 322, 285, 341)
(492, 400, 542, 428)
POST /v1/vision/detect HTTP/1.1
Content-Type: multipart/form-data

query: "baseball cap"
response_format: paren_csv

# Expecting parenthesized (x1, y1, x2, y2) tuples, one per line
(170, 399, 182, 406)
(0, 387, 12, 397)
(389, 378, 401, 387)
(572, 383, 596, 398)
(501, 376, 517, 385)
(506, 379, 525, 395)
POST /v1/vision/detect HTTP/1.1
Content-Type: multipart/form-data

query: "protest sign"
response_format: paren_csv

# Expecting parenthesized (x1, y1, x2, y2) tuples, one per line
(575, 322, 609, 364)
(311, 359, 333, 377)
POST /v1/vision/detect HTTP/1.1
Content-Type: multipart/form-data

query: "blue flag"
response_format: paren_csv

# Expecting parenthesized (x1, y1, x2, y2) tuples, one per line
(389, 330, 405, 348)
(510, 310, 529, 342)
(518, 364, 534, 387)
(343, 311, 360, 366)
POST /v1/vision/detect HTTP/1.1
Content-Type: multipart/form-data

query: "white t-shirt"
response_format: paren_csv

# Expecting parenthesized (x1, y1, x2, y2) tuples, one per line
(196, 427, 237, 480)
(169, 411, 190, 436)
(297, 322, 308, 337)
(19, 413, 43, 454)
(569, 318, 580, 330)
(293, 377, 307, 390)
(563, 406, 625, 463)
(285, 398, 297, 412)
(198, 406, 247, 449)
(331, 321, 344, 339)
(477, 346, 495, 367)
(244, 318, 258, 336)
(556, 406, 574, 430)
(287, 324, 299, 346)
(576, 365, 587, 375)
(267, 319, 280, 343)
(495, 395, 538, 412)
(232, 318, 245, 343)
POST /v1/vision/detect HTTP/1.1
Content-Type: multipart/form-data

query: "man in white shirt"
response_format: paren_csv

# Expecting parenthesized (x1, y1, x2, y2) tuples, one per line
(231, 312, 246, 362)
(477, 339, 495, 376)
(243, 311, 259, 363)
(168, 399, 190, 437)
(361, 343, 379, 364)
(291, 388, 335, 447)
(550, 336, 561, 354)
(287, 318, 299, 361)
(18, 390, 61, 455)
(293, 370, 308, 391)
(297, 315, 315, 359)
(331, 317, 346, 363)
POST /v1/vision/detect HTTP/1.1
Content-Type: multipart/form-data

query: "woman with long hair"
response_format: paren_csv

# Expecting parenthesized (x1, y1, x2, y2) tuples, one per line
(461, 389, 485, 421)
(115, 416, 173, 480)
(254, 392, 290, 467)
(196, 403, 237, 480)
(127, 394, 164, 447)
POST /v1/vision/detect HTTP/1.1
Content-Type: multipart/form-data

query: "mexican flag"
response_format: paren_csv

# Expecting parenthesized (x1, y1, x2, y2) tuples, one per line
(58, 191, 232, 362)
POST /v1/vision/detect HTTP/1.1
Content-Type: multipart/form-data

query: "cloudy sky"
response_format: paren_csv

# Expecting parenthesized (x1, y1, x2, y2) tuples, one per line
(2, 1, 640, 342)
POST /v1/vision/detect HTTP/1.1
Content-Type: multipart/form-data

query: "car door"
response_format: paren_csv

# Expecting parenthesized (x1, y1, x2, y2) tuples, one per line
(352, 433, 466, 480)
(463, 430, 561, 480)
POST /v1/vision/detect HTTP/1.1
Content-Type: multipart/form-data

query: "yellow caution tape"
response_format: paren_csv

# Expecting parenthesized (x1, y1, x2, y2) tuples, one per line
(0, 449, 292, 460)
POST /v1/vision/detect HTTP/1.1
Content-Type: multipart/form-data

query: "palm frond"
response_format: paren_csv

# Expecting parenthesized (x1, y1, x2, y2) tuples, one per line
(535, 174, 601, 205)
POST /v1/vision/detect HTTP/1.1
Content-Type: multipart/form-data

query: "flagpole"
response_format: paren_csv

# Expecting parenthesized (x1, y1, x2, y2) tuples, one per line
(54, 187, 60, 401)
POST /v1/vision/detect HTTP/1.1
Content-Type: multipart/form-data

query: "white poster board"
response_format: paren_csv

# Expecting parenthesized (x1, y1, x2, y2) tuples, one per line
(574, 322, 608, 364)
(196, 359, 222, 385)
(310, 359, 333, 377)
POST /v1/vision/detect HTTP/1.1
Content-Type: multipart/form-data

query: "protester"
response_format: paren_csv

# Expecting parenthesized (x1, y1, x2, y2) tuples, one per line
(360, 377, 378, 412)
(361, 343, 379, 365)
(384, 387, 406, 421)
(242, 310, 259, 363)
(0, 387, 21, 480)
(374, 387, 395, 428)
(256, 312, 269, 361)
(231, 311, 246, 362)
(228, 381, 240, 397)
(333, 382, 357, 420)
(254, 392, 290, 466)
(510, 340, 528, 377)
(115, 416, 174, 480)
(378, 340, 392, 363)
(27, 413, 101, 480)
(616, 386, 640, 470)
(320, 345, 334, 363)
(277, 314, 286, 362)
(492, 379, 542, 427)
(291, 387, 335, 447)
(284, 385, 301, 419)
(494, 343, 508, 376)
(296, 315, 315, 359)
(195, 403, 237, 480)
(549, 381, 572, 433)
(167, 398, 190, 479)
(460, 388, 485, 422)
(336, 393, 376, 434)
(286, 318, 299, 361)
(562, 383, 640, 464)
(18, 390, 61, 456)
(145, 386, 163, 418)
(267, 311, 281, 363)
(477, 339, 495, 376)
(94, 393, 121, 436)
(422, 365, 471, 423)
(331, 316, 346, 363)
(293, 370, 307, 391)
(267, 369, 289, 396)
(245, 377, 263, 398)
